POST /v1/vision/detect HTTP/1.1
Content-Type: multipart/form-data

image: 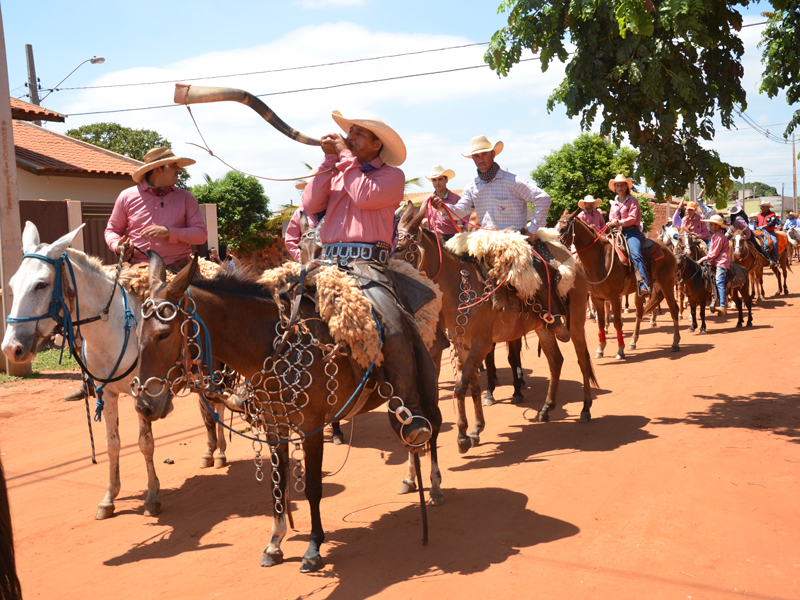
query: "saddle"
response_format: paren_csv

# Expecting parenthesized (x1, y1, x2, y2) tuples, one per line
(608, 230, 664, 267)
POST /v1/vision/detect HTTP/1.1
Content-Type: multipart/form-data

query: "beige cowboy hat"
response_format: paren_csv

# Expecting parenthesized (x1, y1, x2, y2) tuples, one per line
(331, 110, 406, 167)
(426, 165, 455, 181)
(788, 211, 797, 218)
(295, 181, 308, 191)
(132, 147, 196, 183)
(759, 199, 773, 208)
(701, 214, 727, 228)
(578, 195, 602, 209)
(748, 212, 758, 218)
(608, 174, 634, 193)
(462, 135, 503, 158)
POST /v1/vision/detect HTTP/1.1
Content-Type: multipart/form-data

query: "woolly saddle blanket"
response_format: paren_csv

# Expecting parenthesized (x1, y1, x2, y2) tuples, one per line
(258, 260, 442, 369)
(115, 258, 223, 301)
(444, 228, 577, 300)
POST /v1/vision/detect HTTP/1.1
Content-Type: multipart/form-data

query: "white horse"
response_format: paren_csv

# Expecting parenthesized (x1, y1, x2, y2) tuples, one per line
(1, 222, 226, 519)
(784, 226, 800, 264)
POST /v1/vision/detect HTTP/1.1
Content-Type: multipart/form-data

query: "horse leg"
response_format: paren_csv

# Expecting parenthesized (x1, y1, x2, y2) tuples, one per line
(427, 432, 443, 506)
(199, 398, 217, 468)
(138, 411, 161, 517)
(744, 286, 754, 327)
(508, 338, 525, 403)
(593, 296, 607, 358)
(610, 296, 625, 360)
(628, 295, 644, 351)
(261, 443, 290, 568)
(468, 371, 486, 447)
(399, 452, 417, 495)
(214, 403, 227, 468)
(734, 290, 744, 328)
(331, 421, 345, 445)
(299, 432, 325, 572)
(689, 303, 697, 332)
(483, 343, 497, 406)
(662, 274, 681, 352)
(95, 394, 121, 520)
(699, 299, 706, 334)
(783, 263, 789, 295)
(534, 330, 564, 422)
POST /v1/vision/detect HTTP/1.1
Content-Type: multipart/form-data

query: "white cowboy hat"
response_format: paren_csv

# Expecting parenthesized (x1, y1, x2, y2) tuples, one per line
(608, 174, 634, 193)
(132, 147, 195, 183)
(759, 199, 773, 208)
(728, 204, 744, 217)
(748, 212, 758, 218)
(331, 110, 406, 167)
(425, 165, 455, 181)
(701, 214, 726, 228)
(578, 195, 602, 209)
(462, 135, 503, 158)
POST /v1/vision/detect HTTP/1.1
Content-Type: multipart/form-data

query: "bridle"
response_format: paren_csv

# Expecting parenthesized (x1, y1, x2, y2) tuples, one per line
(558, 216, 616, 285)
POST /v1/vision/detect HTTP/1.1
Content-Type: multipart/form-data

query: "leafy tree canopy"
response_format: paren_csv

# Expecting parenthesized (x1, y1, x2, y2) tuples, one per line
(485, 0, 800, 203)
(66, 122, 190, 188)
(531, 133, 637, 223)
(631, 191, 656, 233)
(732, 180, 779, 197)
(191, 171, 271, 253)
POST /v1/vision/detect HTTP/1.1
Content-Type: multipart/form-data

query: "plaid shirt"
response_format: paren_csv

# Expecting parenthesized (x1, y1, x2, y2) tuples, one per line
(450, 167, 551, 233)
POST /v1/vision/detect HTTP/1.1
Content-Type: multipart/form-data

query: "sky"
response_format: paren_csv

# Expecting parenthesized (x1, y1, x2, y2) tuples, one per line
(3, 0, 798, 209)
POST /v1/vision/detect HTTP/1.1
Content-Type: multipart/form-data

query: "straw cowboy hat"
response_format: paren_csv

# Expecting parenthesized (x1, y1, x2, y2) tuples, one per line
(759, 199, 774, 208)
(578, 195, 602, 209)
(608, 174, 634, 193)
(331, 110, 406, 167)
(132, 147, 196, 183)
(701, 214, 727, 228)
(295, 181, 308, 191)
(748, 212, 758, 218)
(729, 204, 744, 217)
(462, 135, 503, 158)
(788, 211, 797, 218)
(426, 165, 455, 181)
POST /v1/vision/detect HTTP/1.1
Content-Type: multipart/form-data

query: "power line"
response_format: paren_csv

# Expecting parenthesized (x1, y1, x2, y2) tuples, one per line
(55, 41, 491, 92)
(734, 108, 793, 144)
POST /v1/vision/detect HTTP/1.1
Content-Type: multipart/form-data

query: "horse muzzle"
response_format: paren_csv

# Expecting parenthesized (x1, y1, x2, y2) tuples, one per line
(132, 377, 175, 421)
(1, 327, 38, 364)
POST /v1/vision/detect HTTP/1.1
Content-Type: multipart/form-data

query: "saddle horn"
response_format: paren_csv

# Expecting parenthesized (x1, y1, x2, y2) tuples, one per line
(174, 84, 321, 147)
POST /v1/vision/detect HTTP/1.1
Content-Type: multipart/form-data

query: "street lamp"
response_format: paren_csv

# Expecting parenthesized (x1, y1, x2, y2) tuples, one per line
(39, 56, 105, 102)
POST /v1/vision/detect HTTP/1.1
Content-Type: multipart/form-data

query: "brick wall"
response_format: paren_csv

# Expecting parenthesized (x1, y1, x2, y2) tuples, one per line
(647, 200, 681, 239)
(231, 236, 292, 272)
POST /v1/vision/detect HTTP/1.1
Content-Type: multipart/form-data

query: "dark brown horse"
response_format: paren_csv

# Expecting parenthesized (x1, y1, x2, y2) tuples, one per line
(396, 203, 597, 454)
(556, 209, 680, 360)
(0, 454, 22, 600)
(133, 253, 442, 572)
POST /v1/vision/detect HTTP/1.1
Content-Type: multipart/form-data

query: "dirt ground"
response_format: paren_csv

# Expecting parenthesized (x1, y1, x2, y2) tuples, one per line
(1, 270, 799, 600)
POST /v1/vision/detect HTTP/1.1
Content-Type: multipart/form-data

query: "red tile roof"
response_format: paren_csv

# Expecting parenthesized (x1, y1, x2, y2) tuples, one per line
(13, 120, 142, 179)
(404, 189, 463, 202)
(10, 97, 65, 123)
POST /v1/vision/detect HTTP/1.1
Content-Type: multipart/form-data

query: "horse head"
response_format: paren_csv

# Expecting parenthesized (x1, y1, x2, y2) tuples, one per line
(131, 251, 199, 422)
(2, 221, 84, 364)
(395, 201, 427, 265)
(298, 212, 323, 264)
(555, 208, 580, 247)
(731, 229, 747, 261)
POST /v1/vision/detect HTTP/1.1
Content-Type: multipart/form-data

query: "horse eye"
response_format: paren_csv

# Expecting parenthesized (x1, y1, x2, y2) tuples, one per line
(35, 282, 48, 291)
(158, 332, 171, 341)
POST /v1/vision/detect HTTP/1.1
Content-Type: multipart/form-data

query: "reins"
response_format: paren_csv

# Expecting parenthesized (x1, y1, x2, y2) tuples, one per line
(561, 218, 617, 285)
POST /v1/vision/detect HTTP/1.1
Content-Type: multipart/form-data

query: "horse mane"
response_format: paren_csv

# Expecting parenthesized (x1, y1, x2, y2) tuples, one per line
(64, 249, 113, 280)
(190, 268, 278, 300)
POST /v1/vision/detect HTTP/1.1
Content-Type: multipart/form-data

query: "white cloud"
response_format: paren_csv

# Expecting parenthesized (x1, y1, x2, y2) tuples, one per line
(293, 0, 366, 9)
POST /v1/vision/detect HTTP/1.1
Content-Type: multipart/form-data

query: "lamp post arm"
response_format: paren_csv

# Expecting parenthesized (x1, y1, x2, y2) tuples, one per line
(39, 59, 91, 103)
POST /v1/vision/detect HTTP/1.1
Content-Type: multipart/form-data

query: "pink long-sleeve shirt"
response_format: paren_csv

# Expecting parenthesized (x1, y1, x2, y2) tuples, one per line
(426, 190, 462, 235)
(578, 208, 606, 230)
(672, 210, 711, 241)
(284, 208, 319, 262)
(698, 229, 730, 269)
(301, 149, 404, 245)
(105, 182, 208, 265)
(609, 195, 642, 228)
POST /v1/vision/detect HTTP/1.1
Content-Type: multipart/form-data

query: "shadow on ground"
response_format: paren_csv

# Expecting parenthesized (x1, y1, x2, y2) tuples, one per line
(295, 486, 579, 600)
(655, 389, 800, 444)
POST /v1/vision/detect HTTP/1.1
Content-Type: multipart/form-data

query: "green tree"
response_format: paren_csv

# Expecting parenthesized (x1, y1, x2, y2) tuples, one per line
(66, 122, 190, 188)
(531, 133, 638, 223)
(631, 192, 656, 233)
(191, 172, 271, 253)
(484, 1, 800, 202)
(732, 180, 778, 197)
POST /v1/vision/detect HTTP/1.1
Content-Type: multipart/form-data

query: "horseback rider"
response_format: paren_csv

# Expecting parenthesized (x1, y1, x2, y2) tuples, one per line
(673, 199, 711, 248)
(577, 195, 605, 230)
(607, 174, 651, 297)
(300, 110, 441, 449)
(757, 200, 781, 264)
(697, 215, 730, 316)
(784, 211, 800, 230)
(728, 204, 773, 264)
(423, 165, 461, 241)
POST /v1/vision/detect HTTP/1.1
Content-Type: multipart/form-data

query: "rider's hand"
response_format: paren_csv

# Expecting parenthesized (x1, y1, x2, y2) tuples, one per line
(525, 230, 538, 244)
(320, 133, 340, 155)
(115, 234, 133, 261)
(429, 195, 444, 210)
(140, 225, 170, 240)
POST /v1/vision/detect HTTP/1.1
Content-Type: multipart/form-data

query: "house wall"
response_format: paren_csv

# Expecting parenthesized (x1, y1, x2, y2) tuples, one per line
(17, 169, 132, 203)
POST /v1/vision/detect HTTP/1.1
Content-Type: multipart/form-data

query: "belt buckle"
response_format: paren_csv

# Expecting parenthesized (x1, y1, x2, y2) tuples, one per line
(360, 246, 371, 260)
(378, 248, 388, 263)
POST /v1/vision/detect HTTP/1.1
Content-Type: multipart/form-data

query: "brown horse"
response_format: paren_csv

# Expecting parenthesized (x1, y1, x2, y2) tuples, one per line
(396, 203, 597, 455)
(556, 209, 680, 360)
(731, 229, 790, 299)
(133, 253, 443, 572)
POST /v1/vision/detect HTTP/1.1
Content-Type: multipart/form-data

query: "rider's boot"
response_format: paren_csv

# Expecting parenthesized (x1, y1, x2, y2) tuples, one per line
(64, 382, 88, 402)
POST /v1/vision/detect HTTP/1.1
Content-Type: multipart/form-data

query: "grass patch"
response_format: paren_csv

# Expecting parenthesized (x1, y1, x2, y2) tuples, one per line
(0, 348, 79, 385)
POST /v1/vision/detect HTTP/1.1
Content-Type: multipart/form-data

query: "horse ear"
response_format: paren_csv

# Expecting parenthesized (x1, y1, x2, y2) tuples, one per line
(165, 254, 199, 303)
(148, 251, 168, 288)
(398, 200, 415, 228)
(22, 221, 40, 254)
(45, 223, 86, 259)
(299, 212, 310, 234)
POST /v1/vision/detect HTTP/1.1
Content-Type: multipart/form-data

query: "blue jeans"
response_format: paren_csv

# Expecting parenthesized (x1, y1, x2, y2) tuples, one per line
(715, 266, 727, 307)
(622, 226, 649, 289)
(765, 231, 779, 261)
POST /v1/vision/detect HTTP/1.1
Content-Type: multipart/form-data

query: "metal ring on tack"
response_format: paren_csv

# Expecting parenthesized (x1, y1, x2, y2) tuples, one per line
(400, 415, 434, 448)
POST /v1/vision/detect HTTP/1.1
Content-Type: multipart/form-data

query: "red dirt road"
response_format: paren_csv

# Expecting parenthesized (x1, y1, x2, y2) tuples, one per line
(2, 272, 799, 600)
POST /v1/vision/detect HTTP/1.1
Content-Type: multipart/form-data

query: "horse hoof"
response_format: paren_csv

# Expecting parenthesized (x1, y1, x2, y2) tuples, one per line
(300, 557, 323, 573)
(457, 436, 471, 454)
(332, 434, 345, 445)
(214, 457, 227, 469)
(746, 321, 753, 327)
(579, 412, 591, 423)
(483, 397, 495, 407)
(615, 352, 625, 360)
(199, 456, 214, 469)
(595, 351, 604, 359)
(626, 343, 636, 351)
(469, 435, 480, 448)
(144, 502, 161, 517)
(736, 322, 743, 328)
(94, 505, 115, 520)
(670, 345, 680, 352)
(689, 325, 696, 333)
(699, 328, 706, 334)
(261, 550, 284, 567)
(427, 494, 444, 507)
(397, 479, 417, 495)
(535, 411, 549, 423)
(511, 393, 524, 404)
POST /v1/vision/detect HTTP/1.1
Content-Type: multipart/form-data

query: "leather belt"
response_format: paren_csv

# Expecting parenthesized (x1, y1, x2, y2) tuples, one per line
(324, 242, 390, 266)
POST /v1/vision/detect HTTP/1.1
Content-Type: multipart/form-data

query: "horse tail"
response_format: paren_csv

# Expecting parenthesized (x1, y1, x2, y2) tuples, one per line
(0, 454, 23, 600)
(585, 346, 600, 389)
(642, 283, 664, 316)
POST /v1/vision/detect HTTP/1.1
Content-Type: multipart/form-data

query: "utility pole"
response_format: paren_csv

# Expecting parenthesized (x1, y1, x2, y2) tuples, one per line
(793, 133, 797, 215)
(25, 43, 41, 125)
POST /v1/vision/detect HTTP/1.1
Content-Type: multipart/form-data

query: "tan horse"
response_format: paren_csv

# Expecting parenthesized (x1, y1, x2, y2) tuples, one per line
(396, 203, 597, 455)
(556, 209, 680, 360)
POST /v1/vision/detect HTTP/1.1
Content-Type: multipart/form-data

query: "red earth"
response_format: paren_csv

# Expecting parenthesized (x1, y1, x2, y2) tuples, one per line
(1, 270, 799, 599)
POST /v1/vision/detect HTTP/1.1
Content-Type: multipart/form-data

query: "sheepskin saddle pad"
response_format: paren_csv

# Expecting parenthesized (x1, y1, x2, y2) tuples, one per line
(258, 260, 442, 369)
(115, 258, 223, 303)
(444, 228, 577, 302)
